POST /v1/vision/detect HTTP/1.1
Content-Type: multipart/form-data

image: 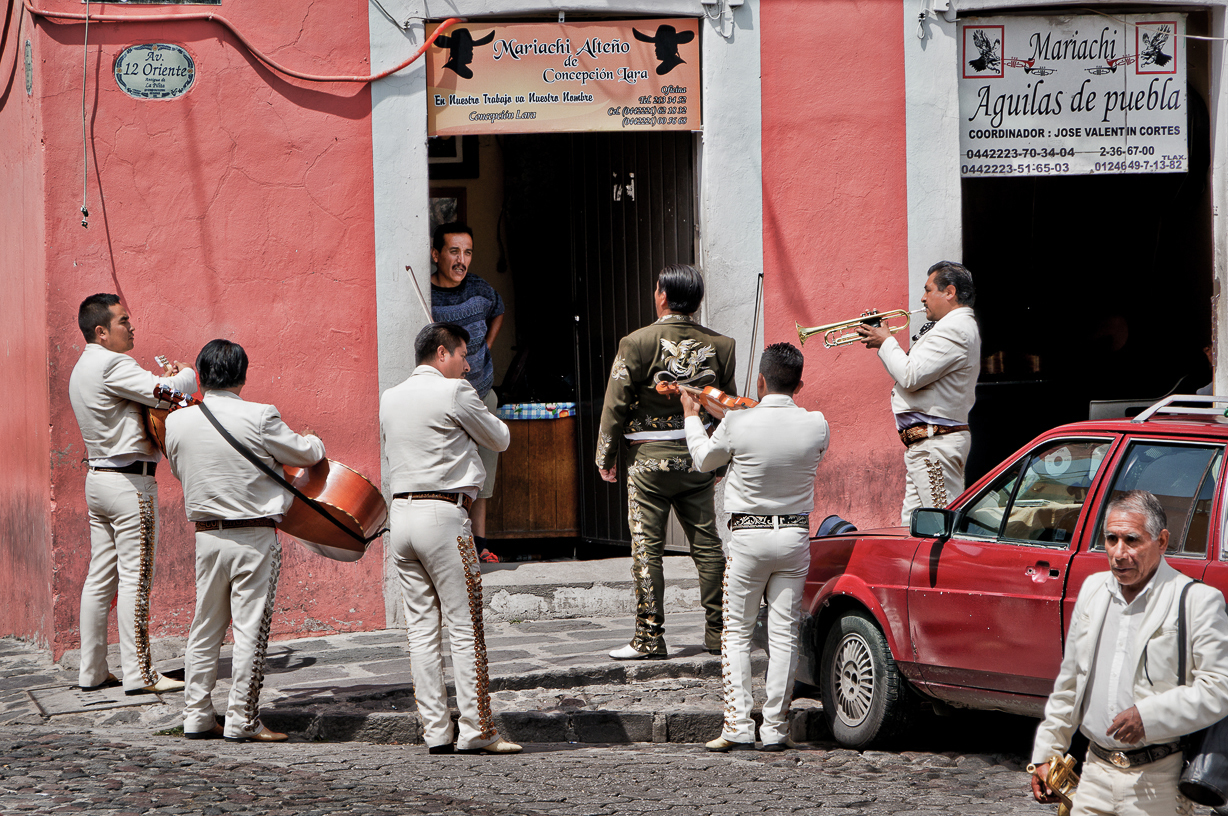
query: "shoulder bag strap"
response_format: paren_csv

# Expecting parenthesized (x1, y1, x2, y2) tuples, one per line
(1179, 580, 1200, 685)
(194, 402, 378, 545)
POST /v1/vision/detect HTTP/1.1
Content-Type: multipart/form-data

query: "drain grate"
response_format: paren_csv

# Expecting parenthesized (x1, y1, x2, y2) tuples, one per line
(27, 685, 163, 716)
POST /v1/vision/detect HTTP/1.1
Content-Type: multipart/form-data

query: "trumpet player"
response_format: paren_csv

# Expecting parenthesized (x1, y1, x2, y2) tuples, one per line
(855, 261, 979, 525)
(1030, 491, 1228, 816)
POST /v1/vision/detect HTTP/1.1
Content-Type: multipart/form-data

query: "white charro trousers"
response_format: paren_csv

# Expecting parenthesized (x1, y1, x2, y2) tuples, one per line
(182, 527, 281, 739)
(1070, 752, 1193, 816)
(80, 470, 162, 692)
(901, 430, 971, 527)
(390, 497, 500, 751)
(720, 523, 810, 745)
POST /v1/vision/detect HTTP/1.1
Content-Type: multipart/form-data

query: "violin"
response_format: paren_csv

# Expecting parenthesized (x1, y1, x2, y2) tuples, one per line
(654, 380, 757, 419)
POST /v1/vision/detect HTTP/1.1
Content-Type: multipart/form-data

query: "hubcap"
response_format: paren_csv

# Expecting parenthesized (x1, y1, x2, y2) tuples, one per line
(834, 632, 875, 727)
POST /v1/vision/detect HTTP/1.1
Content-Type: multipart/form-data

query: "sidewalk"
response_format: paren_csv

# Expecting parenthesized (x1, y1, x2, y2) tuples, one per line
(1, 560, 827, 746)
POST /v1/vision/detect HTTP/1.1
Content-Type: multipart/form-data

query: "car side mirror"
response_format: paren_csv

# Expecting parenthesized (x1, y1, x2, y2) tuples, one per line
(911, 507, 955, 540)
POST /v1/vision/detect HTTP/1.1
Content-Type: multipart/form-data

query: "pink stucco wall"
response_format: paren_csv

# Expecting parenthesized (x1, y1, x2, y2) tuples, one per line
(23, 3, 382, 658)
(761, 0, 911, 529)
(0, 4, 53, 646)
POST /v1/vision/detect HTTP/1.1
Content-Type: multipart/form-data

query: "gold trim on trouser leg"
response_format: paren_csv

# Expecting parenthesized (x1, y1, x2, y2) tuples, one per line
(134, 493, 158, 686)
(457, 535, 496, 740)
(925, 457, 949, 509)
(719, 555, 737, 736)
(625, 471, 662, 653)
(240, 537, 282, 734)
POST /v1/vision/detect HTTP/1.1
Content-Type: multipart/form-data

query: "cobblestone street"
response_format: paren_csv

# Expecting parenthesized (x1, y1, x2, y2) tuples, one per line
(1, 725, 1054, 816)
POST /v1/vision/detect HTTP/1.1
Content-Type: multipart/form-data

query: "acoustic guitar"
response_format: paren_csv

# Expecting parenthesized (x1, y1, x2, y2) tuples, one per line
(145, 383, 387, 563)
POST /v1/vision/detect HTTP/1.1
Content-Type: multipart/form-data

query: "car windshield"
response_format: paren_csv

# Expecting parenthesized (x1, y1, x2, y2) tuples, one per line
(1090, 441, 1224, 557)
(955, 439, 1111, 544)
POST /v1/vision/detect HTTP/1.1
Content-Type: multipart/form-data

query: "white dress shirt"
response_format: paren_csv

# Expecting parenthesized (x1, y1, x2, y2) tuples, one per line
(1081, 580, 1154, 749)
(684, 393, 830, 515)
(165, 390, 325, 522)
(380, 365, 510, 497)
(877, 306, 981, 423)
(69, 343, 198, 463)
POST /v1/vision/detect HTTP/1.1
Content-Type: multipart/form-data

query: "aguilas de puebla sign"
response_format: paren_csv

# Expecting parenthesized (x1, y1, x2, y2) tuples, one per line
(426, 19, 701, 136)
(958, 14, 1186, 177)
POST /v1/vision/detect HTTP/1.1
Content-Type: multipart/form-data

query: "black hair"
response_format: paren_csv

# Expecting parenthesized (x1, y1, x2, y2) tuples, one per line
(196, 339, 249, 390)
(759, 342, 804, 393)
(78, 293, 121, 343)
(414, 322, 470, 365)
(432, 222, 474, 252)
(656, 264, 705, 314)
(927, 261, 976, 307)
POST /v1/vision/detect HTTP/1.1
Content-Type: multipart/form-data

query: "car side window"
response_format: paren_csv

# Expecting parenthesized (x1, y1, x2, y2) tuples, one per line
(954, 440, 1110, 544)
(1092, 442, 1223, 558)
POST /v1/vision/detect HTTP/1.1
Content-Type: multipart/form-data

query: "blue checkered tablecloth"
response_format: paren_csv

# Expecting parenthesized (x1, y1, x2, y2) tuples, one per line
(495, 402, 576, 420)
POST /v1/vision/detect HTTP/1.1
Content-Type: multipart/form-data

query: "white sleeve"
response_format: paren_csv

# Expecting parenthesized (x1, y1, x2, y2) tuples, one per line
(455, 382, 511, 453)
(103, 355, 198, 407)
(876, 323, 970, 392)
(260, 406, 326, 467)
(685, 415, 732, 473)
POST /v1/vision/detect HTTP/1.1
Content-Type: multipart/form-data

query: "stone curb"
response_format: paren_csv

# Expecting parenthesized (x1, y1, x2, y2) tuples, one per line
(262, 706, 830, 746)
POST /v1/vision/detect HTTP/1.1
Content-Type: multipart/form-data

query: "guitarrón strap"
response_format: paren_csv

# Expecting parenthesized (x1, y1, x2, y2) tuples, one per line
(194, 402, 382, 545)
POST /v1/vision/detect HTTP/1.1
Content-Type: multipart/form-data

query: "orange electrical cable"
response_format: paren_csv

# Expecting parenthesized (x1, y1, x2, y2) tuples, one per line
(20, 0, 459, 84)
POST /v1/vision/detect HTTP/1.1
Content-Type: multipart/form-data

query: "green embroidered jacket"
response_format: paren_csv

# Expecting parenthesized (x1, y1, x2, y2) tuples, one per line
(596, 314, 738, 469)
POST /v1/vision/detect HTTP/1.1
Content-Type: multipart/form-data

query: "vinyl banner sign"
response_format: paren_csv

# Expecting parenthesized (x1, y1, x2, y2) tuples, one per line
(959, 14, 1187, 177)
(426, 19, 701, 136)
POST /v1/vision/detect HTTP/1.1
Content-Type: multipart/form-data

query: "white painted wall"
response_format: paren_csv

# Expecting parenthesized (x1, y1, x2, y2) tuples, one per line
(369, 0, 764, 622)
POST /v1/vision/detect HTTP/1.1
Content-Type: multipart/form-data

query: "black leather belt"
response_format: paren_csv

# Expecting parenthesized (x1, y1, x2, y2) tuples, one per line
(90, 461, 157, 476)
(730, 512, 809, 531)
(1089, 740, 1180, 769)
(194, 517, 277, 532)
(393, 492, 474, 513)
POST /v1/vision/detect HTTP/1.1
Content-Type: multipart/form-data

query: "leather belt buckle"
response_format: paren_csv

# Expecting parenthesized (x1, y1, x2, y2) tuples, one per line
(1110, 751, 1130, 769)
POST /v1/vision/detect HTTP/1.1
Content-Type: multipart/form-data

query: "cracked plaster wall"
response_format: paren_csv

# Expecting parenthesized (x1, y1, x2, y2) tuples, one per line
(28, 2, 385, 657)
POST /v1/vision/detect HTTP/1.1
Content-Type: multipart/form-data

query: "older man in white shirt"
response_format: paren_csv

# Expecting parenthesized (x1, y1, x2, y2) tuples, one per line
(683, 342, 830, 752)
(69, 293, 197, 695)
(1030, 491, 1228, 816)
(380, 322, 519, 755)
(165, 339, 325, 742)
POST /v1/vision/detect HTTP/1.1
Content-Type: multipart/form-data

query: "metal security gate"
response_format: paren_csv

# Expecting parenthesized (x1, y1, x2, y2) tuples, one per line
(571, 131, 697, 548)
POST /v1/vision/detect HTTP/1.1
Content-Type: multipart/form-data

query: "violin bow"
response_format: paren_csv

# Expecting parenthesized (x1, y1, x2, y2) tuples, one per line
(405, 264, 434, 323)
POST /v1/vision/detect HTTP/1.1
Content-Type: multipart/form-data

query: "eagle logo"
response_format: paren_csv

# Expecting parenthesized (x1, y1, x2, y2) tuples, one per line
(654, 339, 717, 387)
(1141, 28, 1173, 68)
(969, 29, 1001, 74)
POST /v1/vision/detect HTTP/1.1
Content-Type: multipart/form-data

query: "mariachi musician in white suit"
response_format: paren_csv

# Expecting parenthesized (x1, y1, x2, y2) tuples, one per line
(380, 322, 519, 755)
(69, 293, 197, 696)
(165, 338, 325, 742)
(857, 260, 980, 525)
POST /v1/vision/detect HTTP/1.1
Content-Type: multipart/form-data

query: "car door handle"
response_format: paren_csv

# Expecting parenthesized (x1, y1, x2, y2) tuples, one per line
(1025, 562, 1061, 581)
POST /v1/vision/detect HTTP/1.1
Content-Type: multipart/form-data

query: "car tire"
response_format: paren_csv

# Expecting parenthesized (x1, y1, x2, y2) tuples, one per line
(819, 611, 913, 749)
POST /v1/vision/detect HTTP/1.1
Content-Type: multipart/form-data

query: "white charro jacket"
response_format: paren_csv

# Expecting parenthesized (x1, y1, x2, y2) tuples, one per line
(380, 365, 510, 497)
(1031, 560, 1228, 764)
(877, 306, 980, 423)
(69, 343, 198, 461)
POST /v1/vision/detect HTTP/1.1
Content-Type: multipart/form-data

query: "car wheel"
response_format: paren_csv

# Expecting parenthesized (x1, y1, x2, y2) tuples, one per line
(819, 612, 912, 749)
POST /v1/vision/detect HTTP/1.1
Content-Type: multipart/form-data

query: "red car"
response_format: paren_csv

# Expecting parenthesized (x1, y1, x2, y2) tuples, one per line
(799, 395, 1228, 748)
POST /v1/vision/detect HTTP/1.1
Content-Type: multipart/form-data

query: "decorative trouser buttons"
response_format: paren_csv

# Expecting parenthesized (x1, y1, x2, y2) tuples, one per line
(457, 536, 496, 740)
(134, 493, 158, 686)
(719, 556, 737, 737)
(925, 457, 949, 509)
(625, 473, 663, 653)
(240, 538, 282, 735)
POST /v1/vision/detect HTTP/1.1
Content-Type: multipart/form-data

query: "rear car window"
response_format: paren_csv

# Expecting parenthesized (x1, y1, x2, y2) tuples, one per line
(1091, 441, 1223, 558)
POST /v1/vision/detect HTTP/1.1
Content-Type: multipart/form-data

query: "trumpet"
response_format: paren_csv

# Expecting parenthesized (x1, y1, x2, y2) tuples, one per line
(1028, 754, 1079, 816)
(796, 309, 924, 348)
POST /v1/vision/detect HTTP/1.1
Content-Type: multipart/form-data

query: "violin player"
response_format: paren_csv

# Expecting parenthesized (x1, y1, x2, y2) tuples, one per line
(596, 264, 737, 660)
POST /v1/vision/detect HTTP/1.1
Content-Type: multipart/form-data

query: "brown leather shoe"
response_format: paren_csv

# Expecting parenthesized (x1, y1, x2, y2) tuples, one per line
(185, 723, 225, 740)
(225, 725, 288, 743)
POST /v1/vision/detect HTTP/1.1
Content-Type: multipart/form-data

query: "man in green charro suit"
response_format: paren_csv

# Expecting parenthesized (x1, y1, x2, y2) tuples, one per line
(596, 264, 738, 660)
